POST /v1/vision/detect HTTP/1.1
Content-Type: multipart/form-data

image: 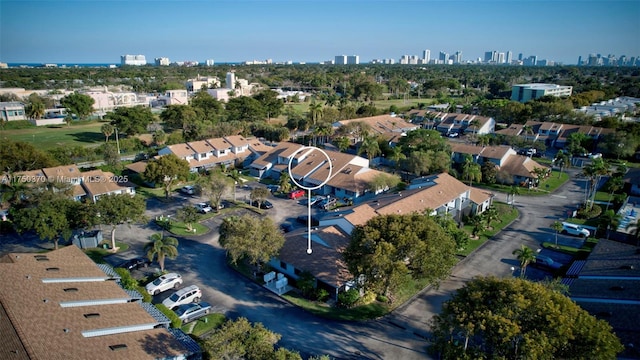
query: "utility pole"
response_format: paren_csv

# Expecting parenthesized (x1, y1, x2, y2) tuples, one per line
(115, 127, 120, 155)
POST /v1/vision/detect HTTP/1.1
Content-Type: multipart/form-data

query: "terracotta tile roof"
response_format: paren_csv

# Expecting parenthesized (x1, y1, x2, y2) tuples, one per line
(187, 140, 214, 154)
(41, 165, 83, 182)
(224, 135, 249, 148)
(166, 143, 196, 158)
(0, 246, 190, 360)
(277, 226, 352, 288)
(378, 172, 469, 215)
(205, 137, 232, 151)
(81, 170, 135, 199)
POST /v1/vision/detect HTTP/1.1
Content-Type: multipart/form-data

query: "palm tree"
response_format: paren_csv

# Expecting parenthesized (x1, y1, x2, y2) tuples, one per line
(462, 158, 482, 187)
(228, 169, 243, 201)
(604, 176, 623, 211)
(554, 151, 570, 178)
(581, 158, 610, 210)
(512, 245, 536, 278)
(101, 123, 114, 143)
(26, 101, 45, 120)
(308, 101, 323, 127)
(469, 118, 481, 137)
(469, 215, 487, 238)
(522, 124, 534, 144)
(145, 233, 179, 272)
(599, 209, 622, 240)
(387, 146, 406, 174)
(551, 221, 563, 247)
(483, 205, 499, 229)
(358, 135, 381, 163)
(508, 185, 520, 208)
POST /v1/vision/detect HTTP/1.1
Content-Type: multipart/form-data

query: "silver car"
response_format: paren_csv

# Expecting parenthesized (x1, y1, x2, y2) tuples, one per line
(174, 301, 212, 323)
(145, 273, 183, 295)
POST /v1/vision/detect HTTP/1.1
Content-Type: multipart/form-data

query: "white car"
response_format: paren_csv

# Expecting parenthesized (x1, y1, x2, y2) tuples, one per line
(561, 222, 590, 237)
(145, 273, 183, 295)
(174, 301, 212, 323)
(195, 202, 213, 214)
(180, 185, 196, 195)
(162, 285, 202, 310)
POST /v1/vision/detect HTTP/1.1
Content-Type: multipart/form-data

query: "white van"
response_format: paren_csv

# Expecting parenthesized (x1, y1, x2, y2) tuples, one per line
(561, 222, 590, 237)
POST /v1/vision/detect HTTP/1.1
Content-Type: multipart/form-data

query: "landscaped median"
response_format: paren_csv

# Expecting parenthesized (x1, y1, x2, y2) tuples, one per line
(542, 237, 599, 258)
(155, 215, 209, 236)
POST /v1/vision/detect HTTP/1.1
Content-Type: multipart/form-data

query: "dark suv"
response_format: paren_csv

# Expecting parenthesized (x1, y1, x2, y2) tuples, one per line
(117, 257, 151, 271)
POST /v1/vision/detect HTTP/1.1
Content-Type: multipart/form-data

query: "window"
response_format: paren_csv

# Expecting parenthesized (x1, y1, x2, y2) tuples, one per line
(294, 268, 301, 275)
(280, 261, 287, 269)
(84, 313, 100, 319)
(109, 344, 128, 351)
(46, 267, 60, 272)
(63, 288, 78, 293)
(34, 255, 49, 261)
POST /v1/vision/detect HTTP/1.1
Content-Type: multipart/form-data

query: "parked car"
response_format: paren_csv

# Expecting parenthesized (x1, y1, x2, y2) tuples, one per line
(447, 132, 459, 138)
(296, 215, 319, 226)
(194, 202, 213, 214)
(561, 222, 590, 237)
(162, 285, 202, 310)
(174, 301, 212, 323)
(289, 189, 306, 200)
(145, 273, 183, 295)
(532, 255, 562, 270)
(319, 197, 337, 210)
(280, 222, 294, 233)
(117, 257, 151, 271)
(180, 185, 196, 195)
(266, 185, 280, 193)
(309, 195, 325, 206)
(250, 200, 273, 209)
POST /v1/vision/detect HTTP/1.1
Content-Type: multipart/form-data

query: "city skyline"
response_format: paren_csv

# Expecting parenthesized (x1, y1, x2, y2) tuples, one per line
(1, 0, 639, 65)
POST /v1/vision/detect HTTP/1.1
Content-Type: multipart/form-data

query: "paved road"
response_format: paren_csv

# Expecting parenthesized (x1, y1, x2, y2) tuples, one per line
(0, 171, 589, 359)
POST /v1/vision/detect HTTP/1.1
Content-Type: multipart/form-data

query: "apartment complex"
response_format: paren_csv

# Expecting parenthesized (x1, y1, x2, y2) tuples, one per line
(120, 54, 147, 66)
(511, 83, 573, 103)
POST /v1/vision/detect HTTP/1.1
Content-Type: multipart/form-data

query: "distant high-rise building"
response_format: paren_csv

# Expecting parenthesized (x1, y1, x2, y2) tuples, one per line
(226, 71, 236, 89)
(518, 53, 523, 61)
(335, 55, 347, 65)
(577, 56, 582, 66)
(523, 56, 538, 66)
(120, 54, 146, 66)
(423, 49, 431, 62)
(498, 52, 505, 64)
(439, 51, 449, 62)
(206, 59, 215, 66)
(454, 51, 462, 64)
(506, 51, 513, 64)
(154, 57, 170, 66)
(484, 51, 493, 63)
(346, 55, 359, 64)
(511, 83, 573, 102)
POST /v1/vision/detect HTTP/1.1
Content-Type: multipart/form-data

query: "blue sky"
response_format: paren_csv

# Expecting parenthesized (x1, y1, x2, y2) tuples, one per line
(1, 0, 638, 65)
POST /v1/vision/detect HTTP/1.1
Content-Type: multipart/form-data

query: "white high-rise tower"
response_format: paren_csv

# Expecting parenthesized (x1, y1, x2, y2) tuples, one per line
(226, 71, 236, 89)
(423, 49, 431, 63)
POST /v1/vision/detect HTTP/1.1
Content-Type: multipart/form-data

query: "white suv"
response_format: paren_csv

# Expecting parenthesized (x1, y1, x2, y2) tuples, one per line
(145, 273, 183, 295)
(561, 223, 590, 237)
(162, 285, 202, 310)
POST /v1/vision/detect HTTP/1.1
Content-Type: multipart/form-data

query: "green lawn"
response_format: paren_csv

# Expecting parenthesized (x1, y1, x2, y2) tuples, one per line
(459, 202, 519, 256)
(480, 170, 569, 196)
(163, 221, 209, 236)
(181, 313, 226, 337)
(283, 291, 389, 321)
(1, 121, 106, 149)
(594, 191, 613, 202)
(84, 241, 130, 263)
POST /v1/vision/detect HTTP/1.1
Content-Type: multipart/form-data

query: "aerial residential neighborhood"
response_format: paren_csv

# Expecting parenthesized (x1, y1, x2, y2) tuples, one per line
(2, 1, 640, 359)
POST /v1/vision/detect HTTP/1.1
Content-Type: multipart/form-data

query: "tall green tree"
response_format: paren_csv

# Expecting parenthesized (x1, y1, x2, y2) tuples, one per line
(599, 209, 622, 240)
(144, 233, 178, 272)
(60, 92, 95, 120)
(219, 214, 285, 269)
(197, 170, 232, 211)
(551, 220, 563, 247)
(430, 277, 624, 359)
(344, 213, 457, 300)
(202, 317, 283, 360)
(0, 140, 58, 172)
(462, 157, 482, 186)
(249, 187, 271, 208)
(512, 245, 536, 277)
(105, 105, 154, 135)
(358, 135, 381, 163)
(176, 205, 200, 232)
(25, 100, 45, 120)
(143, 153, 191, 198)
(95, 194, 147, 250)
(101, 123, 114, 142)
(160, 104, 198, 131)
(554, 151, 570, 178)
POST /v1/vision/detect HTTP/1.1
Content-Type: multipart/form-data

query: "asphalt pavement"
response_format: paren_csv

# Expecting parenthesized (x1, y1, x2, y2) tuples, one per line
(0, 171, 590, 359)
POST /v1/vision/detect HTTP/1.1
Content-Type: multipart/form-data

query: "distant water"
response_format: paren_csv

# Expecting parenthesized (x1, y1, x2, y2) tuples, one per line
(6, 62, 246, 68)
(7, 63, 116, 68)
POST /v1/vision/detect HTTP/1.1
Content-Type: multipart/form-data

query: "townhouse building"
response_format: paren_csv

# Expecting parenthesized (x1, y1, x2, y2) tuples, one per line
(0, 101, 26, 122)
(408, 110, 495, 136)
(495, 120, 613, 148)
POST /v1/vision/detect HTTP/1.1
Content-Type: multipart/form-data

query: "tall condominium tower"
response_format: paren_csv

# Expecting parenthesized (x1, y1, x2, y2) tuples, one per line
(226, 71, 236, 89)
(120, 54, 146, 66)
(423, 49, 431, 62)
(346, 55, 360, 64)
(334, 55, 347, 65)
(506, 51, 513, 64)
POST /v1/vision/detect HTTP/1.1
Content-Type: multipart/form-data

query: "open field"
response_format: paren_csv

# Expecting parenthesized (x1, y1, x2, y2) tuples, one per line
(1, 121, 106, 149)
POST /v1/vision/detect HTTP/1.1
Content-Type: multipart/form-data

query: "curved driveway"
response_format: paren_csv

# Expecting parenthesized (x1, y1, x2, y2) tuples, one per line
(2, 171, 587, 359)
